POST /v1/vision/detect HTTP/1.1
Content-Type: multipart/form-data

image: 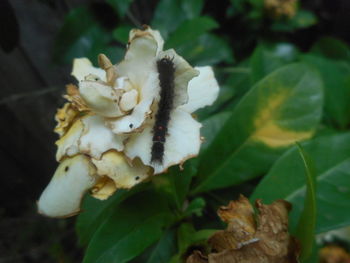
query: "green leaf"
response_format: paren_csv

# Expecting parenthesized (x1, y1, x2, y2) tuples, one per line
(76, 186, 145, 246)
(151, 0, 187, 38)
(197, 60, 250, 119)
(302, 54, 350, 129)
(192, 63, 323, 194)
(83, 190, 174, 263)
(176, 33, 234, 66)
(291, 10, 317, 28)
(303, 242, 320, 263)
(251, 132, 350, 233)
(152, 160, 197, 210)
(146, 229, 177, 263)
(53, 7, 111, 65)
(170, 223, 216, 263)
(183, 197, 206, 217)
(181, 0, 204, 19)
(295, 144, 317, 261)
(103, 46, 126, 64)
(227, 0, 247, 17)
(106, 0, 133, 18)
(151, 0, 206, 38)
(311, 37, 350, 62)
(165, 16, 219, 49)
(76, 191, 127, 246)
(113, 25, 133, 44)
(200, 112, 230, 151)
(250, 42, 299, 83)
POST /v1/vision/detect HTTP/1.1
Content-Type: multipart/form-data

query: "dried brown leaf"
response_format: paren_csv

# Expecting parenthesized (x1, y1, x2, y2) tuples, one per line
(187, 196, 300, 263)
(187, 251, 208, 263)
(320, 245, 350, 263)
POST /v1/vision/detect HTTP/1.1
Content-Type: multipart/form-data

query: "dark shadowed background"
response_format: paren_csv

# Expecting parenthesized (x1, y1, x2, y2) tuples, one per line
(0, 0, 349, 262)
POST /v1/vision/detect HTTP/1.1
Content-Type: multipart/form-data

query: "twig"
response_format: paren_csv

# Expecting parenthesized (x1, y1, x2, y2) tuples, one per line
(0, 87, 62, 105)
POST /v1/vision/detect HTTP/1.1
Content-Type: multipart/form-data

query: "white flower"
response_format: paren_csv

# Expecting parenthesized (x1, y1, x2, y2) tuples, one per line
(125, 64, 219, 174)
(38, 155, 97, 218)
(37, 26, 219, 217)
(107, 27, 219, 173)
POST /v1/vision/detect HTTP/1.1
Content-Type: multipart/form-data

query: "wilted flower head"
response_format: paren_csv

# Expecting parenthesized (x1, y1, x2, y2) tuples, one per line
(264, 0, 297, 19)
(38, 26, 219, 217)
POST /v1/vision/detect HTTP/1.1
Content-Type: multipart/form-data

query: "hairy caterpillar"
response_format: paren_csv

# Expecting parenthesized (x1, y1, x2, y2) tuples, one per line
(151, 57, 175, 163)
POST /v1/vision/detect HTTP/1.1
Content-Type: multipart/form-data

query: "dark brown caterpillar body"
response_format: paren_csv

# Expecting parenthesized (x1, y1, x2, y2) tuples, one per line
(151, 57, 175, 163)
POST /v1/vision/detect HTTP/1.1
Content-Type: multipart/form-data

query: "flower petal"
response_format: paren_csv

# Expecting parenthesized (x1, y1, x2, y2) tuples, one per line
(56, 116, 125, 161)
(79, 116, 125, 159)
(118, 31, 158, 83)
(125, 109, 202, 174)
(179, 66, 219, 113)
(79, 80, 124, 117)
(120, 89, 138, 112)
(91, 150, 150, 188)
(107, 72, 159, 133)
(129, 26, 164, 53)
(56, 118, 84, 161)
(37, 155, 97, 217)
(64, 84, 90, 112)
(54, 103, 79, 137)
(91, 176, 118, 200)
(71, 58, 105, 82)
(107, 29, 160, 133)
(158, 49, 200, 107)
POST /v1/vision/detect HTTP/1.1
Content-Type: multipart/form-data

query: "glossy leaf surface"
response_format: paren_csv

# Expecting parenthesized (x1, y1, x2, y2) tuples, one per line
(193, 63, 323, 193)
(252, 133, 350, 233)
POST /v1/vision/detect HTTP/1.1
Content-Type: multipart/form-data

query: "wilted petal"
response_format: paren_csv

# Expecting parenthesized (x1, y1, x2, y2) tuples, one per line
(79, 80, 124, 117)
(56, 116, 125, 161)
(125, 109, 202, 174)
(71, 58, 105, 82)
(37, 155, 97, 217)
(92, 150, 150, 189)
(91, 176, 118, 200)
(56, 119, 84, 161)
(54, 103, 79, 137)
(180, 66, 219, 113)
(64, 84, 90, 112)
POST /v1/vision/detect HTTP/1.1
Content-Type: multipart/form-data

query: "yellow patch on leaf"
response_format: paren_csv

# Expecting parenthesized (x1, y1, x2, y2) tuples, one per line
(252, 92, 313, 148)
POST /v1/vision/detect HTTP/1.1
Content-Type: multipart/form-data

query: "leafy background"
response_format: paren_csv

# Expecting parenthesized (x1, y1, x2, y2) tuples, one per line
(1, 0, 350, 262)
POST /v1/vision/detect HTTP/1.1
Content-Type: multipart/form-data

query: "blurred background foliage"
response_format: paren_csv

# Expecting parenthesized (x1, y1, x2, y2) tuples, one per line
(1, 0, 350, 262)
